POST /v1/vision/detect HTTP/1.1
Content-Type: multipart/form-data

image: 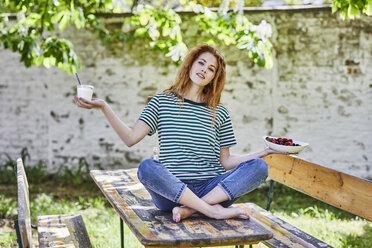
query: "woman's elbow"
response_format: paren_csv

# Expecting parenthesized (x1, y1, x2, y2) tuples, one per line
(123, 138, 136, 147)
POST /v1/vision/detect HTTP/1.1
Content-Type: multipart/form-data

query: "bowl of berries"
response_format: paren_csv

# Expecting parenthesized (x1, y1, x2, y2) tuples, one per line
(263, 136, 309, 154)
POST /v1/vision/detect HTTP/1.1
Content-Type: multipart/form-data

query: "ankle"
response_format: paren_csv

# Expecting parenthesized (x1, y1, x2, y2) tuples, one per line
(209, 205, 223, 219)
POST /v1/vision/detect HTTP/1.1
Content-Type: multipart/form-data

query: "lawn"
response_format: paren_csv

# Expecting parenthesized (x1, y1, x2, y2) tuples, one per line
(0, 154, 371, 248)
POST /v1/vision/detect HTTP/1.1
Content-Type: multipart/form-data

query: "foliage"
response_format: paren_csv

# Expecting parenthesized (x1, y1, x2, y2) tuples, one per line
(0, 194, 17, 218)
(0, 148, 95, 187)
(0, 0, 122, 73)
(0, 0, 274, 74)
(332, 0, 372, 19)
(56, 157, 93, 185)
(0, 147, 31, 184)
(194, 7, 273, 68)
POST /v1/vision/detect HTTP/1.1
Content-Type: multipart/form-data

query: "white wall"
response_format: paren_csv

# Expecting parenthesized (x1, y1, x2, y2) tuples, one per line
(1, 7, 371, 179)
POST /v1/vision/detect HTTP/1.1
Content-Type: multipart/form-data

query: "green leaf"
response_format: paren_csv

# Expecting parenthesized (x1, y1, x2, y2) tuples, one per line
(176, 29, 182, 43)
(134, 28, 148, 37)
(51, 12, 65, 24)
(340, 8, 348, 20)
(139, 14, 150, 26)
(59, 13, 70, 31)
(72, 8, 85, 29)
(43, 57, 52, 68)
(348, 4, 361, 18)
(364, 2, 372, 15)
(162, 23, 171, 36)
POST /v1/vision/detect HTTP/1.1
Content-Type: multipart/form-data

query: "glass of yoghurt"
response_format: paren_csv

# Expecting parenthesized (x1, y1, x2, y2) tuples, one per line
(77, 85, 94, 101)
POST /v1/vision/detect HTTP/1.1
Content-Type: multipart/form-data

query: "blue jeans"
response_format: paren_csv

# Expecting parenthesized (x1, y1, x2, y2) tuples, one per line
(137, 158, 268, 211)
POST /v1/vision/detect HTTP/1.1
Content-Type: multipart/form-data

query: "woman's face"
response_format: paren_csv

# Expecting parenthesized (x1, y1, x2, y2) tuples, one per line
(189, 52, 217, 88)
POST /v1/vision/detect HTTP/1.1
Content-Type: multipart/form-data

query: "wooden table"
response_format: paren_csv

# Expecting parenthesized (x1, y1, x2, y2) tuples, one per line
(90, 168, 273, 248)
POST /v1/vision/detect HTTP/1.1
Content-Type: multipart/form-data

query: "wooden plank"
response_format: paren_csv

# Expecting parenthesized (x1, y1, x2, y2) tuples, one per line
(17, 158, 32, 248)
(263, 154, 372, 221)
(241, 203, 332, 248)
(65, 214, 92, 248)
(38, 214, 92, 248)
(90, 169, 273, 247)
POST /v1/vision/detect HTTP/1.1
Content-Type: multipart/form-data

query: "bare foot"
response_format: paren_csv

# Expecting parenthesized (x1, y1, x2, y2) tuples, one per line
(212, 204, 250, 220)
(172, 204, 249, 222)
(172, 206, 195, 222)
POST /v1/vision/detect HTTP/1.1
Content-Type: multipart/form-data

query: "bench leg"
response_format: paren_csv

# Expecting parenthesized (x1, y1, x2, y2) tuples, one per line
(120, 218, 124, 248)
(266, 180, 275, 211)
(14, 219, 23, 248)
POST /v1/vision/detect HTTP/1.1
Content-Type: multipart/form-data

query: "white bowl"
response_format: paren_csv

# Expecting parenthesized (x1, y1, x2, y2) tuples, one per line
(263, 136, 309, 154)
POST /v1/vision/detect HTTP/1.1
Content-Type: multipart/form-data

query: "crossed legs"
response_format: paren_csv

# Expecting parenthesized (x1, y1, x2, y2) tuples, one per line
(172, 185, 247, 222)
(137, 158, 268, 222)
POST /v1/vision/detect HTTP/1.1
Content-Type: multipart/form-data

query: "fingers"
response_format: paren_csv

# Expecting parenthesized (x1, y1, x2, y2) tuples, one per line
(74, 96, 95, 109)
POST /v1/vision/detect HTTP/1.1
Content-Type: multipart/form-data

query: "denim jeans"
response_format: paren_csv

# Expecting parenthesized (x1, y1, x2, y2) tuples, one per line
(137, 158, 268, 211)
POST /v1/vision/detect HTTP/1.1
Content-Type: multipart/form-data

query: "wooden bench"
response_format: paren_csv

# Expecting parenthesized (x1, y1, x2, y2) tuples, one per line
(259, 154, 372, 247)
(15, 158, 92, 248)
(92, 154, 372, 248)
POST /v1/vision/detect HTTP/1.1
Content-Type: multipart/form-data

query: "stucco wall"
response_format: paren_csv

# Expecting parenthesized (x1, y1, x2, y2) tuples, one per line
(1, 6, 371, 179)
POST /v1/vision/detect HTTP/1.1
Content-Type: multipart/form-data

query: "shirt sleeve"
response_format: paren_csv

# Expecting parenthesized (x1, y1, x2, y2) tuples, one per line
(218, 106, 237, 148)
(138, 95, 159, 136)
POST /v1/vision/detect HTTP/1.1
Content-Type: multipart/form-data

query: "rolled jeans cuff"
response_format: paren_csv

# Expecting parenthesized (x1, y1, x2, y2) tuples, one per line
(175, 184, 187, 203)
(218, 182, 234, 201)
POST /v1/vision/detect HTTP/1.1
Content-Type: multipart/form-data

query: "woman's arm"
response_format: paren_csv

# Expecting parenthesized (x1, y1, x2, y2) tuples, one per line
(74, 97, 150, 147)
(220, 146, 274, 171)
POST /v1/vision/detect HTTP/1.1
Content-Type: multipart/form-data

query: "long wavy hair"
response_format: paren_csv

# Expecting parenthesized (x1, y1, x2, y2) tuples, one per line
(163, 44, 226, 120)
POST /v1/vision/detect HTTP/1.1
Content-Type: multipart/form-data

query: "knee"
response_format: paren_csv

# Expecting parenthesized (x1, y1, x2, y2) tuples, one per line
(253, 158, 268, 179)
(137, 159, 156, 183)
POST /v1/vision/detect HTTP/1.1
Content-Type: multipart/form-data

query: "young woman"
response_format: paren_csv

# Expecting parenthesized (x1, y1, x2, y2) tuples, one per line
(74, 44, 279, 222)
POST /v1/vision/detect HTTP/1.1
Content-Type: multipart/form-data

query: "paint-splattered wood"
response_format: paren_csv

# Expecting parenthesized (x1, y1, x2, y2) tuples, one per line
(263, 154, 372, 221)
(241, 203, 333, 248)
(38, 214, 92, 248)
(90, 169, 273, 247)
(17, 158, 32, 248)
(17, 158, 92, 248)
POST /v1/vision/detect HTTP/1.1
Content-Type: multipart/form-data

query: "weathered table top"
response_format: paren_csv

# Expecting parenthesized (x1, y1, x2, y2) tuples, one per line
(90, 168, 273, 247)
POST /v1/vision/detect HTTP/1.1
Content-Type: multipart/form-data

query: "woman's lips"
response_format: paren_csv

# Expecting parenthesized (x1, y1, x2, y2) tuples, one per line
(196, 73, 205, 79)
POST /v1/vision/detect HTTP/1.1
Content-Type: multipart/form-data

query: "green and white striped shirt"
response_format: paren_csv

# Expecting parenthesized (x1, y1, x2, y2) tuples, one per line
(139, 93, 237, 180)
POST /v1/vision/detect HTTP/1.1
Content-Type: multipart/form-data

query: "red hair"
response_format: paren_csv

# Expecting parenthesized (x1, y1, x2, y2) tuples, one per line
(163, 44, 226, 118)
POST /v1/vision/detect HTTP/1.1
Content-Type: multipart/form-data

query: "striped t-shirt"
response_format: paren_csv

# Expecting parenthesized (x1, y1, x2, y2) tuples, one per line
(139, 93, 237, 180)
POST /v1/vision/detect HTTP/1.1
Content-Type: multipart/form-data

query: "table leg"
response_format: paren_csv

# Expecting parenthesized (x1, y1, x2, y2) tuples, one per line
(120, 217, 124, 248)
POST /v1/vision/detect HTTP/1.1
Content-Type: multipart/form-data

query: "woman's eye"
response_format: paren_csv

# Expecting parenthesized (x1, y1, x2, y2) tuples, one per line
(198, 61, 204, 65)
(209, 68, 214, 72)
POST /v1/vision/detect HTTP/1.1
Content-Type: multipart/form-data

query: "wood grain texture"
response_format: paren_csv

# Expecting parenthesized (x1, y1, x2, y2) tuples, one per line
(37, 214, 92, 248)
(90, 169, 273, 247)
(263, 154, 372, 221)
(240, 203, 332, 248)
(17, 158, 32, 248)
(17, 158, 92, 248)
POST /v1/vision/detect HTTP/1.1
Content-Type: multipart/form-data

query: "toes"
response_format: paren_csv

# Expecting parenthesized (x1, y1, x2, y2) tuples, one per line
(172, 207, 181, 222)
(239, 214, 250, 220)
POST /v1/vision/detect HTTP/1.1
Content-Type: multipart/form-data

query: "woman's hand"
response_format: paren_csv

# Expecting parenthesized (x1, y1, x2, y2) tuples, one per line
(74, 96, 106, 110)
(263, 146, 294, 155)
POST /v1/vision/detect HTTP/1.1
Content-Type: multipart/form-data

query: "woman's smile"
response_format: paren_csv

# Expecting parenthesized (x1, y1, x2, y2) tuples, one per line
(196, 72, 205, 79)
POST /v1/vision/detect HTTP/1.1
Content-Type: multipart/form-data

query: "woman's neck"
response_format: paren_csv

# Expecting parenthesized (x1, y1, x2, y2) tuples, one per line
(183, 84, 204, 103)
